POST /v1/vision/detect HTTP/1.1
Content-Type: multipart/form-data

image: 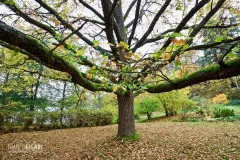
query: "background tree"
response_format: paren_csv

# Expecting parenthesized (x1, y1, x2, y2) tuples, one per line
(135, 97, 159, 120)
(0, 0, 240, 136)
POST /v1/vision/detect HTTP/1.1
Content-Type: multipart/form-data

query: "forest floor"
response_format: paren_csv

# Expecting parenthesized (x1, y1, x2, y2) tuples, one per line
(1, 121, 240, 160)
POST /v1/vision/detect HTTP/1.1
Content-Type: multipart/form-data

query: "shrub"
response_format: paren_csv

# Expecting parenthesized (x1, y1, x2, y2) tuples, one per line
(213, 108, 235, 118)
(226, 88, 240, 99)
(186, 117, 201, 122)
(192, 96, 211, 116)
(35, 112, 49, 127)
(66, 110, 113, 127)
(212, 94, 229, 104)
(215, 115, 240, 122)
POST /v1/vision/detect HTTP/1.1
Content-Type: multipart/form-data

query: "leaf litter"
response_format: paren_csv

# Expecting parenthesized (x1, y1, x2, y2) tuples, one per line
(0, 122, 240, 160)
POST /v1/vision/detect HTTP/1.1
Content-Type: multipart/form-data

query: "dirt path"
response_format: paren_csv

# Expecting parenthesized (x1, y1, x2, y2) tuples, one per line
(1, 122, 240, 160)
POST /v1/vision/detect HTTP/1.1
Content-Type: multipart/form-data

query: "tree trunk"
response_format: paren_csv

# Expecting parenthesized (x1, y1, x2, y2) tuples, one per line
(60, 81, 67, 126)
(1, 72, 9, 107)
(235, 76, 239, 88)
(163, 104, 169, 117)
(146, 112, 151, 120)
(25, 71, 42, 128)
(117, 91, 135, 137)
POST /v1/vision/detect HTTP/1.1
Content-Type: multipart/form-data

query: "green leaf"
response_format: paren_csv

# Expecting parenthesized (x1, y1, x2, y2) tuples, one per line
(227, 36, 234, 40)
(215, 36, 224, 42)
(120, 41, 129, 50)
(227, 53, 237, 58)
(93, 40, 100, 46)
(166, 46, 173, 52)
(175, 61, 182, 66)
(113, 85, 119, 93)
(182, 44, 189, 50)
(141, 86, 148, 90)
(76, 47, 86, 56)
(4, 0, 15, 5)
(55, 34, 62, 41)
(176, 4, 182, 10)
(171, 32, 184, 38)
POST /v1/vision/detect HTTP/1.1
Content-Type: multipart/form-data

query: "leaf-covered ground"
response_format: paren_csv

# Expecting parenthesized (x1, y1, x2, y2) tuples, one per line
(1, 122, 240, 160)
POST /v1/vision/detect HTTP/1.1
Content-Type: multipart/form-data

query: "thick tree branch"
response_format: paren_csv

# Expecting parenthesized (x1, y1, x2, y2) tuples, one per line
(135, 0, 224, 82)
(142, 23, 240, 46)
(128, 0, 141, 46)
(78, 0, 104, 20)
(132, 0, 172, 51)
(124, 0, 137, 21)
(35, 0, 110, 56)
(160, 0, 227, 68)
(0, 21, 113, 92)
(157, 0, 210, 52)
(112, 0, 126, 42)
(146, 57, 240, 93)
(186, 36, 240, 51)
(189, 0, 226, 38)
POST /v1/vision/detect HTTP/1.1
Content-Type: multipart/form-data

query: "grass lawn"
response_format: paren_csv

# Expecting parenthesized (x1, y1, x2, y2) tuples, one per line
(1, 121, 240, 160)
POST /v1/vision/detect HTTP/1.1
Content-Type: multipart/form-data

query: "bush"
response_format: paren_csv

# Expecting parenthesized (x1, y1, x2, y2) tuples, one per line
(66, 110, 113, 127)
(186, 117, 201, 122)
(35, 112, 49, 127)
(212, 94, 229, 104)
(1, 109, 113, 132)
(213, 108, 235, 118)
(215, 115, 240, 122)
(192, 96, 211, 116)
(226, 88, 240, 99)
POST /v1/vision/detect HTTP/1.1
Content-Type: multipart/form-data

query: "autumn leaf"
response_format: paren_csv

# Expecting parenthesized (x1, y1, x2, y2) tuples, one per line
(132, 53, 140, 60)
(50, 17, 61, 26)
(76, 47, 86, 56)
(161, 52, 172, 60)
(171, 38, 187, 46)
(93, 40, 100, 46)
(113, 85, 119, 93)
(86, 73, 92, 79)
(119, 41, 129, 50)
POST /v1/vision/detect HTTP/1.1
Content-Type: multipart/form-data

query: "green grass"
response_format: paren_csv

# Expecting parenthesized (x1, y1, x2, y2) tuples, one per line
(122, 132, 141, 142)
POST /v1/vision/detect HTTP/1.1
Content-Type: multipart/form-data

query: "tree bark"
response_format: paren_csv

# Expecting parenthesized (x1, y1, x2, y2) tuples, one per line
(1, 72, 9, 107)
(25, 72, 42, 128)
(146, 112, 151, 120)
(117, 91, 135, 137)
(60, 81, 67, 126)
(235, 76, 239, 88)
(163, 104, 169, 117)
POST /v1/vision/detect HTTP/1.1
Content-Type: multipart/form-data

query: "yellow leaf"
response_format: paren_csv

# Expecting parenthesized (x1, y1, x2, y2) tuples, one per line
(171, 38, 187, 46)
(113, 85, 119, 93)
(233, 10, 240, 15)
(161, 52, 172, 60)
(132, 53, 140, 60)
(119, 41, 129, 50)
(76, 47, 86, 56)
(86, 73, 92, 79)
(124, 54, 131, 59)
